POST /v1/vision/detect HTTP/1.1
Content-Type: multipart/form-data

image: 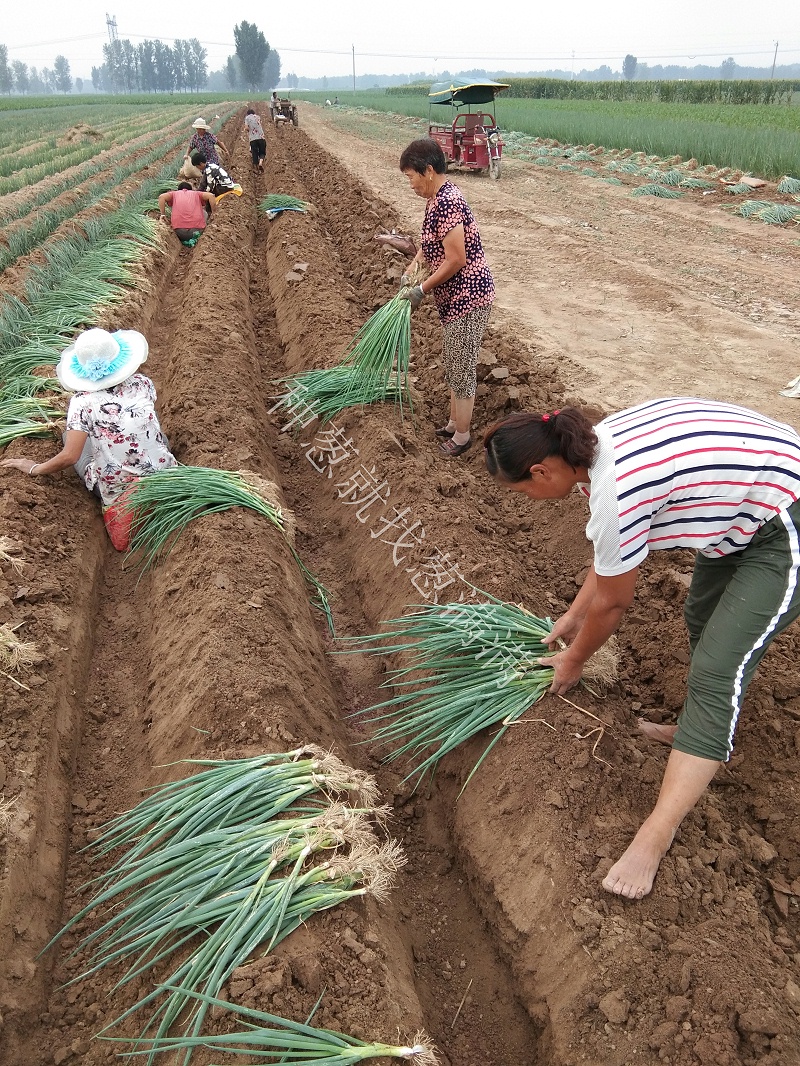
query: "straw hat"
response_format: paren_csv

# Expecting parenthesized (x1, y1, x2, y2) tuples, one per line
(192, 117, 211, 130)
(56, 329, 148, 393)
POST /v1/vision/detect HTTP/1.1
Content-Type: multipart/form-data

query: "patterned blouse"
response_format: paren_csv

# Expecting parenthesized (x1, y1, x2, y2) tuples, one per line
(66, 374, 176, 506)
(188, 130, 221, 165)
(421, 180, 495, 324)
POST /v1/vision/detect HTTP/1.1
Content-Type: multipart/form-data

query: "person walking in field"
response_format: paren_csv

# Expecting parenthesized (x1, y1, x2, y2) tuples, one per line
(1, 329, 176, 551)
(484, 398, 800, 900)
(158, 183, 216, 246)
(243, 108, 266, 171)
(184, 117, 228, 167)
(396, 138, 495, 459)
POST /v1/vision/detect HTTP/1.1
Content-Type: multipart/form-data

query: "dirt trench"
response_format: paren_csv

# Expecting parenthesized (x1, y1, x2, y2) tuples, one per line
(1, 108, 799, 1066)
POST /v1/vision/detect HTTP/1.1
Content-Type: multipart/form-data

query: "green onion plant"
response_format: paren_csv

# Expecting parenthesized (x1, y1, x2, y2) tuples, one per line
(105, 987, 438, 1064)
(340, 594, 560, 792)
(120, 465, 333, 629)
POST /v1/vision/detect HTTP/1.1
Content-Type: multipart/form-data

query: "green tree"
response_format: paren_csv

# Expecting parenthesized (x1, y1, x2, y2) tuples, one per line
(188, 38, 208, 91)
(54, 54, 72, 94)
(286, 71, 298, 89)
(0, 45, 12, 95)
(233, 21, 269, 90)
(153, 40, 174, 92)
(622, 54, 637, 80)
(75, 76, 83, 93)
(262, 49, 280, 90)
(12, 59, 29, 94)
(138, 41, 156, 92)
(91, 66, 103, 91)
(225, 55, 239, 89)
(28, 66, 45, 94)
(720, 57, 736, 79)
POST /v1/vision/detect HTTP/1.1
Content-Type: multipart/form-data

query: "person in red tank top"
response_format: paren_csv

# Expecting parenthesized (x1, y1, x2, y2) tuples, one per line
(158, 183, 217, 246)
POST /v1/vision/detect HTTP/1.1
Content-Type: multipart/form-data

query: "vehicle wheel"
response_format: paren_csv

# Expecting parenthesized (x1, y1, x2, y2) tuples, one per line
(292, 112, 299, 127)
(490, 157, 502, 180)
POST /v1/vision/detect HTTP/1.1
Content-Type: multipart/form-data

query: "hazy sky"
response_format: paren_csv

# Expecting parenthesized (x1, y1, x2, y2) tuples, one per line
(4, 0, 798, 81)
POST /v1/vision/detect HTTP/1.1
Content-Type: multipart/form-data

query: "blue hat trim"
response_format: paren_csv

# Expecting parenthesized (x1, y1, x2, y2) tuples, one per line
(69, 337, 132, 382)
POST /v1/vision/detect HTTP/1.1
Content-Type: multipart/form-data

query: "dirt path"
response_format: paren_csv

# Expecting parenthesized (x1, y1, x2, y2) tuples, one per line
(0, 105, 798, 1066)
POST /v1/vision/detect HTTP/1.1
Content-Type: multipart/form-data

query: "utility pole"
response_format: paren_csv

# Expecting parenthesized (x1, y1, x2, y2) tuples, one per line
(352, 44, 356, 93)
(105, 13, 118, 95)
(770, 40, 779, 80)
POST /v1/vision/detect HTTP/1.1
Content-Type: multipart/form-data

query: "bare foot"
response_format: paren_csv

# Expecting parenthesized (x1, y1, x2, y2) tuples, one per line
(637, 718, 678, 745)
(601, 819, 675, 899)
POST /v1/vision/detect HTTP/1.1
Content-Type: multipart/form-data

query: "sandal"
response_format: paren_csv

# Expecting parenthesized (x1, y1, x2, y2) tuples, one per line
(438, 437, 472, 458)
(435, 426, 455, 438)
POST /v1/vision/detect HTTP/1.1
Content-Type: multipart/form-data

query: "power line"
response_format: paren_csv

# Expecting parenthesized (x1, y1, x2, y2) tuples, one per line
(7, 30, 800, 65)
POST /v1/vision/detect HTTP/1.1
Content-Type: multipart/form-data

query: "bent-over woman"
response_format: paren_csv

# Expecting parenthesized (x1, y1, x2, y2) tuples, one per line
(484, 398, 800, 899)
(1, 328, 176, 550)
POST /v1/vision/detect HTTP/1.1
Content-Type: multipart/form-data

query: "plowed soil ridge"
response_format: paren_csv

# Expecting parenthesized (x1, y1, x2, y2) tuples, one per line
(0, 106, 798, 1066)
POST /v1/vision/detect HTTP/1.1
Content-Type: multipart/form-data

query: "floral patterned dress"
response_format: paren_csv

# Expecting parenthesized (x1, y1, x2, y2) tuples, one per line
(66, 374, 176, 506)
(188, 130, 221, 165)
(421, 180, 495, 324)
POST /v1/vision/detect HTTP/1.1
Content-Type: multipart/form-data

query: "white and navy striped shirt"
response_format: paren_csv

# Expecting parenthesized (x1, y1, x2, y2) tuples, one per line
(582, 398, 800, 576)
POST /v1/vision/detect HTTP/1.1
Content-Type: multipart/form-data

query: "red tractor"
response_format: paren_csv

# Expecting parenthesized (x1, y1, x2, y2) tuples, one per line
(427, 78, 508, 179)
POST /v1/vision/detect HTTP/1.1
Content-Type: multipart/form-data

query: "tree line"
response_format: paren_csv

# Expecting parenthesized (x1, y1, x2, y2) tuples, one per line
(0, 22, 279, 97)
(92, 39, 208, 94)
(0, 45, 75, 94)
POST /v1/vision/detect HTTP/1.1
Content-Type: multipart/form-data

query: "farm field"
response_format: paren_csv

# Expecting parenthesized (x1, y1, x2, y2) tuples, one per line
(0, 99, 799, 1066)
(299, 90, 800, 177)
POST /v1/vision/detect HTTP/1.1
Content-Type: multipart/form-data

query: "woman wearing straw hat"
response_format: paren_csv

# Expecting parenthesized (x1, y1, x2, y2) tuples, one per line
(184, 117, 228, 168)
(1, 329, 176, 551)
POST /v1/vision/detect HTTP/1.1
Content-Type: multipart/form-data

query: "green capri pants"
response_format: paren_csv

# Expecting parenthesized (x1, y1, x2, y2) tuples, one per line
(673, 498, 800, 762)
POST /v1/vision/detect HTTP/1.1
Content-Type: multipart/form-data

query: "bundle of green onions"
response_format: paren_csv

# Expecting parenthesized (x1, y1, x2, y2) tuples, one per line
(777, 175, 800, 195)
(0, 396, 61, 447)
(105, 989, 438, 1065)
(119, 465, 333, 631)
(274, 266, 421, 427)
(258, 194, 311, 216)
(271, 364, 403, 429)
(340, 595, 560, 792)
(88, 746, 379, 861)
(46, 749, 403, 1063)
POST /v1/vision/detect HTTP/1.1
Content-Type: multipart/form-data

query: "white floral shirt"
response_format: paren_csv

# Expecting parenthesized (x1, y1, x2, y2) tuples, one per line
(66, 373, 175, 505)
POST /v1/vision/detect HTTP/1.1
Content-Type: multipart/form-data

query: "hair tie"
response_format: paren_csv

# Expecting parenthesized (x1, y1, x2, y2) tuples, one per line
(542, 409, 561, 423)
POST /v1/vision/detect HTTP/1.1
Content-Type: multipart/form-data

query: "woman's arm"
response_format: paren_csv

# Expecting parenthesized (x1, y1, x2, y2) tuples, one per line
(158, 191, 173, 220)
(215, 137, 229, 156)
(542, 567, 639, 694)
(0, 430, 88, 477)
(420, 223, 466, 294)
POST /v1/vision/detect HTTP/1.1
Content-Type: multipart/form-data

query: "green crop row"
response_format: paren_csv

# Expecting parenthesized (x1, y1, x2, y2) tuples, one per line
(0, 108, 238, 278)
(297, 91, 800, 179)
(386, 77, 800, 105)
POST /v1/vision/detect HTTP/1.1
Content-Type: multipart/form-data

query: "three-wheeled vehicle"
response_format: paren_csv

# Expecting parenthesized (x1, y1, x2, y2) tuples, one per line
(427, 77, 508, 179)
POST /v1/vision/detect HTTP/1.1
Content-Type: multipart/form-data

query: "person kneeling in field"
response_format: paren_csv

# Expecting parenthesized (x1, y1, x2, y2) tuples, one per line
(485, 399, 800, 900)
(191, 151, 242, 200)
(159, 182, 216, 247)
(1, 329, 176, 551)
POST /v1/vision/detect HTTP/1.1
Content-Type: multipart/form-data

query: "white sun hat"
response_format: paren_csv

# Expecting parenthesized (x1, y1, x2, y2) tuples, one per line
(192, 117, 211, 130)
(56, 329, 148, 393)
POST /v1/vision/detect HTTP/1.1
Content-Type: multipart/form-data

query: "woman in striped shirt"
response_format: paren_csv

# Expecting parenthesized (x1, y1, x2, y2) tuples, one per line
(484, 398, 800, 900)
